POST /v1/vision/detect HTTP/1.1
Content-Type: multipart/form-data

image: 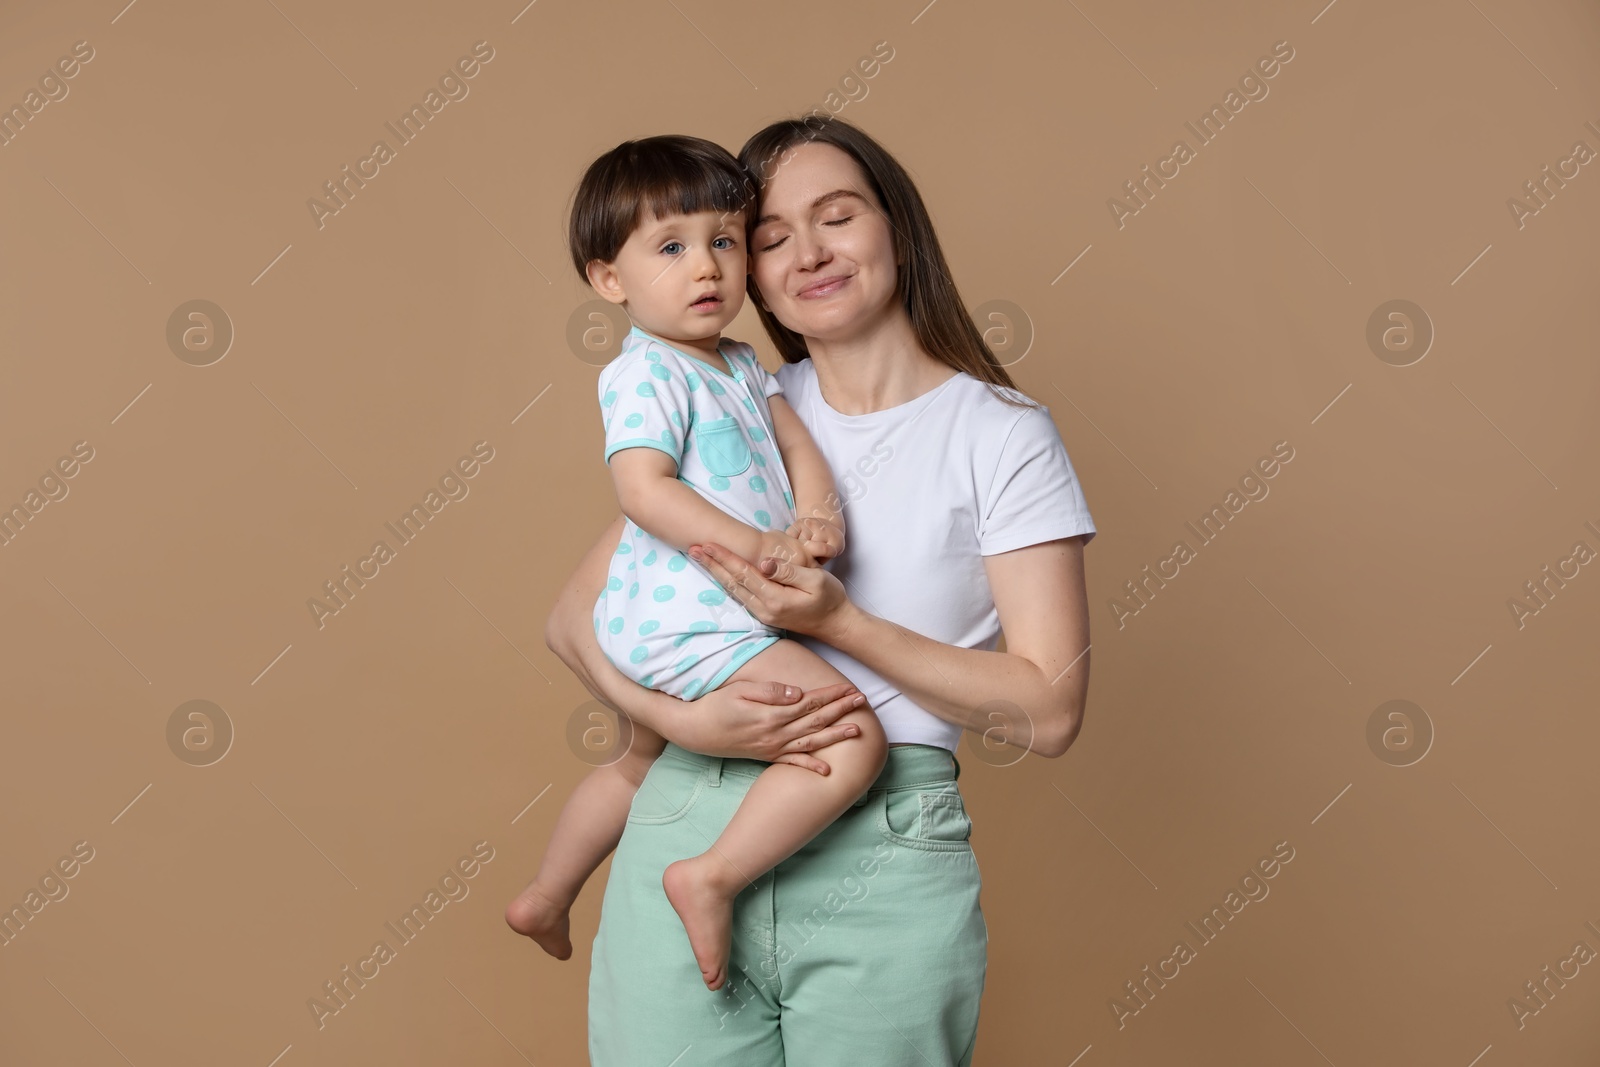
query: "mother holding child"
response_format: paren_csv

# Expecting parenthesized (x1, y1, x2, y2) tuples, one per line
(508, 115, 1097, 1066)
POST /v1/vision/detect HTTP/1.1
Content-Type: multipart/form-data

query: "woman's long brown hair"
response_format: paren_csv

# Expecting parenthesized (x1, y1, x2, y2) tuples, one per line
(737, 115, 1037, 409)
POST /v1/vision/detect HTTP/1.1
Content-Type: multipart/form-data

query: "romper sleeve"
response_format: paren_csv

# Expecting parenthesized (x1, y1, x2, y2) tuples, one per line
(978, 404, 1096, 554)
(598, 349, 694, 469)
(735, 342, 784, 399)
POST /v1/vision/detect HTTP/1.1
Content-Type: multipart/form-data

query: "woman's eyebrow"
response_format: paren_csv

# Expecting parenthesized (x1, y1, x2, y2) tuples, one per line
(755, 188, 867, 227)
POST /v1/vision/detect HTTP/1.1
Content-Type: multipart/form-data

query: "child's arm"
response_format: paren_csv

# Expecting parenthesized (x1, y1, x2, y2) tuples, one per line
(768, 395, 846, 561)
(609, 447, 811, 566)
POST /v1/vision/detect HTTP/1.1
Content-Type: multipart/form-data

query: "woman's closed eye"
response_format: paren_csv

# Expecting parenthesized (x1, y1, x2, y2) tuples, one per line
(759, 217, 853, 253)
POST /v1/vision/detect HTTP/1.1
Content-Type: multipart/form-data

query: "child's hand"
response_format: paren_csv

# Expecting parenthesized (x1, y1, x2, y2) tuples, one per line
(786, 516, 845, 562)
(757, 529, 819, 569)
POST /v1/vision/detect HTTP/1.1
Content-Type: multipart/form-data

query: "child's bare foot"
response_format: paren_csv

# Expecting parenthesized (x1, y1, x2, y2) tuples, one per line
(662, 854, 738, 990)
(504, 880, 572, 960)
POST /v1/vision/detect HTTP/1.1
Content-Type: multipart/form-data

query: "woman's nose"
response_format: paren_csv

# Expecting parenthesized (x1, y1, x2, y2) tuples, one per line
(793, 230, 828, 270)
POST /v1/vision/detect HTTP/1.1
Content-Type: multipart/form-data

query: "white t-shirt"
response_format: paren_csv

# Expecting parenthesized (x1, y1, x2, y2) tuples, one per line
(776, 358, 1096, 751)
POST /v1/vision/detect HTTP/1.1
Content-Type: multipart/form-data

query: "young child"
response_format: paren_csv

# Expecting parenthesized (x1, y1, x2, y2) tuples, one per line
(505, 134, 886, 991)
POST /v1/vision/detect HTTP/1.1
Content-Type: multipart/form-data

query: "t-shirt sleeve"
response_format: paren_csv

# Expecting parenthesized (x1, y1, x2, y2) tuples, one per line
(598, 352, 692, 468)
(739, 344, 784, 399)
(978, 405, 1096, 554)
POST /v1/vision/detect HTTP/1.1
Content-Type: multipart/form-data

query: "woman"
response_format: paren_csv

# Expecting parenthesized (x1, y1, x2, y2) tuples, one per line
(545, 116, 1096, 1066)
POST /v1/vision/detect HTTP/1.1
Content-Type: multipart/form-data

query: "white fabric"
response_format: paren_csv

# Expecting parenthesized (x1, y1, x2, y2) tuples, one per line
(594, 328, 797, 699)
(775, 358, 1096, 751)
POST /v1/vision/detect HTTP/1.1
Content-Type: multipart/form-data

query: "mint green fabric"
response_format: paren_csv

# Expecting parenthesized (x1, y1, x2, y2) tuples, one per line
(589, 742, 988, 1065)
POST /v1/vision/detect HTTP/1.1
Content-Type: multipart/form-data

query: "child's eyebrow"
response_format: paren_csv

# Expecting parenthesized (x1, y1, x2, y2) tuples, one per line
(640, 215, 747, 242)
(755, 189, 866, 228)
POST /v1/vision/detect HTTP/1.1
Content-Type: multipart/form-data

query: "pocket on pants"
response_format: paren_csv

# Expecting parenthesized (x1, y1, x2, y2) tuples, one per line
(876, 784, 973, 851)
(693, 415, 752, 476)
(625, 757, 709, 825)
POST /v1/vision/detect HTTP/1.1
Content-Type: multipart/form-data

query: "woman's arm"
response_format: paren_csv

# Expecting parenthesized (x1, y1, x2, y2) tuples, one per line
(544, 513, 867, 773)
(687, 535, 1092, 758)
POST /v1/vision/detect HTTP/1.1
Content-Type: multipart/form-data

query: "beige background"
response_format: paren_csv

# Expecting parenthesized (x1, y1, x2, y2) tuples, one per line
(3, 0, 1599, 1063)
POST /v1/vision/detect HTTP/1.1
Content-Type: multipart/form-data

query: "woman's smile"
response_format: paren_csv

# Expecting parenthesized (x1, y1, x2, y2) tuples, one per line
(796, 273, 853, 299)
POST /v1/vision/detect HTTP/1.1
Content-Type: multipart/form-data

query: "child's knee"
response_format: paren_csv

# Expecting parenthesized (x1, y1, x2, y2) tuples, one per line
(613, 748, 659, 790)
(844, 708, 889, 773)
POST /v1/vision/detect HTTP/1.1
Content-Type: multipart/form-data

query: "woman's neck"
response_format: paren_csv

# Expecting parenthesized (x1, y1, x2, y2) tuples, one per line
(804, 306, 957, 415)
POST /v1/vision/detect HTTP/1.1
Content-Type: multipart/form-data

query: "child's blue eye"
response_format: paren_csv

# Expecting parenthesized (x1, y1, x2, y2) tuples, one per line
(713, 236, 736, 249)
(661, 241, 684, 255)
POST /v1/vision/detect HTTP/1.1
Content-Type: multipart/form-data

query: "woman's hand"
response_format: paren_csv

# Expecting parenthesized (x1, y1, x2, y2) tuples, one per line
(757, 529, 818, 570)
(688, 542, 858, 643)
(786, 516, 845, 562)
(667, 679, 867, 774)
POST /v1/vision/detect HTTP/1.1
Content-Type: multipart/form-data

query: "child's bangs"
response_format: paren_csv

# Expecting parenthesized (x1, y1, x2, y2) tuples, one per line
(631, 161, 753, 230)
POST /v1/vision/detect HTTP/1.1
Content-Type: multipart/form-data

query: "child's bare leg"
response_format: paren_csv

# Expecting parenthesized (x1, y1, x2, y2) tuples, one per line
(662, 640, 885, 990)
(506, 714, 666, 958)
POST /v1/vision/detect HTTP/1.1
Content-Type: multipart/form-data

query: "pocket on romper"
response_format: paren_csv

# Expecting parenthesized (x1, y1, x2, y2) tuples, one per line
(693, 415, 752, 477)
(878, 785, 973, 850)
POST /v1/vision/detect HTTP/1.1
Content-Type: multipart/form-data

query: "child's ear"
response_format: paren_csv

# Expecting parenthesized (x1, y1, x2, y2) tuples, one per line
(585, 259, 627, 305)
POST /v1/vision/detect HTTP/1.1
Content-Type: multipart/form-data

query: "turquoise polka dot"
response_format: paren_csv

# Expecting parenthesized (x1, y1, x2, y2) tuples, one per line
(670, 411, 682, 427)
(627, 561, 636, 570)
(742, 397, 756, 413)
(749, 476, 766, 492)
(723, 630, 745, 642)
(710, 475, 730, 491)
(629, 646, 648, 664)
(624, 413, 644, 428)
(752, 452, 767, 467)
(673, 632, 696, 647)
(634, 526, 644, 536)
(730, 640, 764, 664)
(755, 510, 770, 527)
(698, 589, 727, 606)
(653, 585, 676, 602)
(628, 582, 640, 598)
(607, 618, 624, 635)
(660, 429, 676, 448)
(593, 616, 601, 633)
(682, 679, 707, 700)
(707, 379, 725, 396)
(645, 350, 661, 363)
(616, 542, 631, 555)
(686, 372, 701, 392)
(784, 490, 794, 508)
(650, 364, 671, 381)
(639, 620, 660, 635)
(689, 621, 717, 633)
(749, 425, 767, 442)
(642, 549, 658, 566)
(636, 382, 656, 398)
(607, 577, 623, 591)
(602, 389, 617, 407)
(674, 653, 700, 672)
(667, 553, 687, 572)
(640, 673, 655, 687)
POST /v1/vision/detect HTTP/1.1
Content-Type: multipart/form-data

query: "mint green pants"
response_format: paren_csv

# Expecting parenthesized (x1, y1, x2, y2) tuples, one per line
(589, 742, 988, 1065)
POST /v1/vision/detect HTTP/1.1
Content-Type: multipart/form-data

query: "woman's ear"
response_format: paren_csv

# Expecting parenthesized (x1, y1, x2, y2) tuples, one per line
(585, 259, 627, 305)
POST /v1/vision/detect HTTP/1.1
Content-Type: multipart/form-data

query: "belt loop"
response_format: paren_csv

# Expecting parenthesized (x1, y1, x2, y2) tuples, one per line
(707, 756, 723, 787)
(950, 752, 962, 781)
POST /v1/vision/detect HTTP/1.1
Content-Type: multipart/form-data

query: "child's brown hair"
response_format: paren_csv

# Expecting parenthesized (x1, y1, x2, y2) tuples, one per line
(568, 135, 753, 282)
